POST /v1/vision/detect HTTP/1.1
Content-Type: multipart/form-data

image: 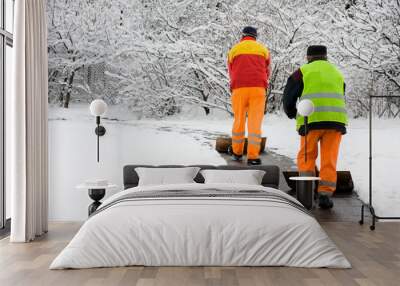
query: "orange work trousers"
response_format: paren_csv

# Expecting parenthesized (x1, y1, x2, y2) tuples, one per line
(231, 87, 266, 159)
(297, 129, 342, 196)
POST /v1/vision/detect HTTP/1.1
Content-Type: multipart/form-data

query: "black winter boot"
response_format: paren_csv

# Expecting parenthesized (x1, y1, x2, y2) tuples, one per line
(228, 146, 243, 161)
(231, 153, 243, 162)
(318, 195, 334, 209)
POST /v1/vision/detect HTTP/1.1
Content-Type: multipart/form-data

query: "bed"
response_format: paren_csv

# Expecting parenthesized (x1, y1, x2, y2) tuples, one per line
(50, 165, 350, 269)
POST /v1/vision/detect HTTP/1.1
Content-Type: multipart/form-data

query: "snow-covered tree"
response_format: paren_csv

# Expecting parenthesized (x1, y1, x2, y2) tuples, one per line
(47, 0, 400, 118)
(310, 0, 400, 117)
(47, 0, 130, 107)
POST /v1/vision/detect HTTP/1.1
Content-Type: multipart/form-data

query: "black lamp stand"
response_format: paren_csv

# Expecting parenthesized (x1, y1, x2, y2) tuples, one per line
(359, 95, 400, 230)
(95, 116, 106, 162)
(304, 116, 308, 162)
(88, 189, 106, 216)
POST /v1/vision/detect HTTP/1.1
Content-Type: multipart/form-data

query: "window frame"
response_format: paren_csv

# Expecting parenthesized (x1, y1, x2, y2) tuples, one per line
(0, 0, 14, 233)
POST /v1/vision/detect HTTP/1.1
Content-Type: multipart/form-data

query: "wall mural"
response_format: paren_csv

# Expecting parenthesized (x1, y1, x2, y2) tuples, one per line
(47, 0, 400, 221)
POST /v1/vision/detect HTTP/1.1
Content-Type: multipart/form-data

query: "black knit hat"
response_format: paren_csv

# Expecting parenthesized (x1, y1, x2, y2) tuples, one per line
(307, 45, 327, 56)
(242, 26, 258, 38)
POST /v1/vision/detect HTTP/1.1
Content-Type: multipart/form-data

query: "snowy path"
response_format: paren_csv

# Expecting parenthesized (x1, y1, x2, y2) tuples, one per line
(154, 122, 297, 191)
(129, 114, 400, 218)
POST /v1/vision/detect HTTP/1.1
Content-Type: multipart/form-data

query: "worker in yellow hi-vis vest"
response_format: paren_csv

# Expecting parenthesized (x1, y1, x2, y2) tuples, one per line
(227, 26, 271, 165)
(283, 45, 348, 209)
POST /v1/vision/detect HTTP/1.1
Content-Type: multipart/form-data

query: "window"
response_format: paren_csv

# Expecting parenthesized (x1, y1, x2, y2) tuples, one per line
(5, 0, 13, 33)
(0, 0, 14, 234)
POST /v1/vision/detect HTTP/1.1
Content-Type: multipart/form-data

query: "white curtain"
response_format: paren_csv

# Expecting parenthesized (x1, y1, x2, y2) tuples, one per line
(10, 0, 49, 242)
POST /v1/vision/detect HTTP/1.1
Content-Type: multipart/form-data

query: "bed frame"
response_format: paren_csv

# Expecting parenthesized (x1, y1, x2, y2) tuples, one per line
(123, 165, 280, 190)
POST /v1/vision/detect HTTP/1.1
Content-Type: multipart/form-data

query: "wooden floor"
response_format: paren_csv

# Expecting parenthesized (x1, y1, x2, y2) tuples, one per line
(1, 221, 399, 286)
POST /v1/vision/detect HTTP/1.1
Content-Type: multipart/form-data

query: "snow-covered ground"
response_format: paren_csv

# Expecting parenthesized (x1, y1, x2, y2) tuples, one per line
(49, 104, 400, 220)
(169, 110, 400, 217)
(48, 105, 226, 220)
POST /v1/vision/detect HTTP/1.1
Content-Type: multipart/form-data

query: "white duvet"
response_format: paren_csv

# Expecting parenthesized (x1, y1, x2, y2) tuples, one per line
(50, 183, 351, 269)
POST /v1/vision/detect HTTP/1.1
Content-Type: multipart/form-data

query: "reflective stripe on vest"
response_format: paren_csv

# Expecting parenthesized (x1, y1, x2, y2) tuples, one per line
(314, 106, 347, 113)
(301, 93, 344, 100)
(296, 61, 348, 130)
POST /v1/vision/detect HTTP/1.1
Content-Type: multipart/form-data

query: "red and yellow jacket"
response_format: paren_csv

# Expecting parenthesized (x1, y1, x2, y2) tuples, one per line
(228, 37, 271, 90)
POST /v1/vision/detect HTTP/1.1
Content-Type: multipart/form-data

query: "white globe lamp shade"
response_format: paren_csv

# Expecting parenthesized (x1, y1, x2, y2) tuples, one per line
(90, 99, 108, 116)
(297, 99, 315, 117)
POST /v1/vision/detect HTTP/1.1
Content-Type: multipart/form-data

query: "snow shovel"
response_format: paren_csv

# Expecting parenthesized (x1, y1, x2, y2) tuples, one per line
(283, 170, 354, 195)
(215, 137, 267, 154)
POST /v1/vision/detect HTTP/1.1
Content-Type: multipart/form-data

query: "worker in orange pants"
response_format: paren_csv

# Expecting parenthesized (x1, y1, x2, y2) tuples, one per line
(297, 130, 342, 197)
(283, 45, 347, 209)
(228, 26, 271, 165)
(231, 87, 266, 161)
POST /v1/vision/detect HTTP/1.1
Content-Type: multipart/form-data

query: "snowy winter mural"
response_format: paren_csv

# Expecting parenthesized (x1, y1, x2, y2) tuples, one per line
(47, 0, 400, 220)
(47, 0, 400, 117)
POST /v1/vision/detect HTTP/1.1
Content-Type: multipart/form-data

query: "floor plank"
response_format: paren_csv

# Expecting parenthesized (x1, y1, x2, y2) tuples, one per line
(1, 221, 399, 286)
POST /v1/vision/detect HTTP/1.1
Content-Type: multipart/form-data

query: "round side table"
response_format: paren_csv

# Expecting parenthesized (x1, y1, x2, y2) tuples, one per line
(289, 176, 321, 210)
(76, 184, 118, 216)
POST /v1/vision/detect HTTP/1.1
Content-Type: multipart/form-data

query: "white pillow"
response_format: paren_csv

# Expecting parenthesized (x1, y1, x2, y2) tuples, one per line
(200, 169, 266, 185)
(135, 167, 201, 186)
